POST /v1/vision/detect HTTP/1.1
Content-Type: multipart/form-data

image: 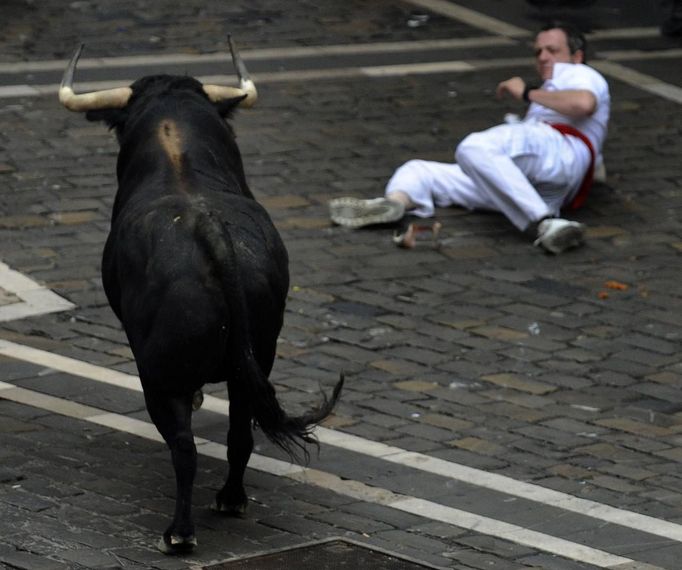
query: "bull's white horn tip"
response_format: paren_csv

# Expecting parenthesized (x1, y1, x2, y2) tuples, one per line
(58, 86, 75, 108)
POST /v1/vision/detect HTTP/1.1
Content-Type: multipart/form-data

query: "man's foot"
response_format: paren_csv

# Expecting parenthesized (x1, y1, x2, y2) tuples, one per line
(329, 197, 405, 228)
(533, 218, 585, 254)
(392, 217, 442, 249)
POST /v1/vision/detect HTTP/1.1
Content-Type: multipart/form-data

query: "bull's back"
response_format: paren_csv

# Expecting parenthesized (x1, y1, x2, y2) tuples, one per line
(103, 192, 289, 392)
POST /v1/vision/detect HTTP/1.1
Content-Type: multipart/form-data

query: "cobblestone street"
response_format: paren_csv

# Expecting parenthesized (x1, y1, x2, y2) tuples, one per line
(1, 1, 681, 569)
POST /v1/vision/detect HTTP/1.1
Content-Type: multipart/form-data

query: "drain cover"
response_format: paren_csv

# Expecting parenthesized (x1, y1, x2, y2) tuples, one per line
(203, 538, 446, 569)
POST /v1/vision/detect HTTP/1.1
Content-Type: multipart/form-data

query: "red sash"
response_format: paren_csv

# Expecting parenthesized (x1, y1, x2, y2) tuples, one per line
(550, 123, 595, 210)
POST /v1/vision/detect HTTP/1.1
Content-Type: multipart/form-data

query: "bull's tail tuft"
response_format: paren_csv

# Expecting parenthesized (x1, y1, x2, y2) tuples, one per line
(246, 348, 344, 463)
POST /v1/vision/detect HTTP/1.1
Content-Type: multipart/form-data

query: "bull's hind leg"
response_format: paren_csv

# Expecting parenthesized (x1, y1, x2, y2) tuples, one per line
(143, 388, 198, 554)
(215, 387, 252, 514)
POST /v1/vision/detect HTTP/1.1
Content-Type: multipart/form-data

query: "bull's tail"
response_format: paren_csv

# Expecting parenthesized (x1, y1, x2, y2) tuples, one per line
(244, 345, 344, 461)
(192, 204, 343, 462)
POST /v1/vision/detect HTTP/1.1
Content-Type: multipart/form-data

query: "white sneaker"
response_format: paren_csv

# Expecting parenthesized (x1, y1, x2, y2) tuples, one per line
(329, 197, 405, 228)
(534, 218, 586, 254)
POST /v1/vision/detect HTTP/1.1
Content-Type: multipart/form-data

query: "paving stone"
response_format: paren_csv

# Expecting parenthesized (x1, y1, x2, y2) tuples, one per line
(479, 373, 557, 395)
(548, 463, 595, 480)
(309, 510, 393, 534)
(0, 488, 57, 513)
(478, 402, 551, 423)
(595, 417, 675, 438)
(395, 422, 461, 442)
(257, 514, 339, 539)
(367, 530, 458, 567)
(479, 389, 555, 410)
(382, 435, 443, 453)
(512, 425, 595, 449)
(443, 547, 528, 569)
(55, 547, 125, 569)
(518, 554, 601, 569)
(449, 437, 505, 455)
(588, 474, 643, 493)
(420, 413, 474, 431)
(0, 547, 71, 570)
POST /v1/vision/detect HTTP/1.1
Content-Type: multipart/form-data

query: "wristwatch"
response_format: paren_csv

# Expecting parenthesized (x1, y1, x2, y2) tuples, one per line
(523, 84, 538, 102)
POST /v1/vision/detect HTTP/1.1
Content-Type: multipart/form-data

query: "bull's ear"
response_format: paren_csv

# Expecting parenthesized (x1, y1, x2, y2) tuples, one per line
(214, 94, 248, 118)
(85, 108, 128, 130)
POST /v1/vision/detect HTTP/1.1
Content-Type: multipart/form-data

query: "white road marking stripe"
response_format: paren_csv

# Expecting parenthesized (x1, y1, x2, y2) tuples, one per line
(0, 261, 75, 322)
(0, 339, 141, 391)
(3, 54, 681, 106)
(403, 1, 659, 43)
(391, 499, 635, 569)
(0, 61, 478, 100)
(318, 432, 682, 543)
(403, 0, 529, 38)
(592, 60, 682, 105)
(0, 380, 649, 569)
(2, 338, 682, 547)
(0, 84, 42, 97)
(361, 61, 474, 76)
(398, 0, 682, 108)
(588, 27, 661, 40)
(1, 384, 102, 419)
(0, 338, 231, 414)
(0, 29, 669, 76)
(598, 48, 682, 61)
(0, 37, 513, 74)
(89, 412, 164, 442)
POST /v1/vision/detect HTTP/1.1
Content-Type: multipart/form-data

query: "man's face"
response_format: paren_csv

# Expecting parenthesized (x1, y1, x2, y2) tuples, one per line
(534, 28, 583, 80)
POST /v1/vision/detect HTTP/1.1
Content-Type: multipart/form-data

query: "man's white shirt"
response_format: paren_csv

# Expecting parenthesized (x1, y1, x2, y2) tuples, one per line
(525, 62, 611, 155)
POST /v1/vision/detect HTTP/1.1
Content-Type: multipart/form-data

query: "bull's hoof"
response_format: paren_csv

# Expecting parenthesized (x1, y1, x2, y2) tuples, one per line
(213, 486, 248, 515)
(157, 534, 198, 555)
(212, 498, 247, 516)
(191, 390, 204, 411)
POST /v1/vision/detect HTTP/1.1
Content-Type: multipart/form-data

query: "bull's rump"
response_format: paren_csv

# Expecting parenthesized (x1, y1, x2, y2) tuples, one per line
(103, 192, 289, 392)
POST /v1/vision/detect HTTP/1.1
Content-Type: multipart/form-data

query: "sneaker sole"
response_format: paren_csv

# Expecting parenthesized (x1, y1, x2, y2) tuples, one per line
(329, 197, 404, 228)
(539, 224, 585, 254)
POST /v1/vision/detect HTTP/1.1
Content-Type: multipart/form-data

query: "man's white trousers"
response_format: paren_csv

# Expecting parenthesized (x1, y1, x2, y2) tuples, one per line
(385, 120, 591, 230)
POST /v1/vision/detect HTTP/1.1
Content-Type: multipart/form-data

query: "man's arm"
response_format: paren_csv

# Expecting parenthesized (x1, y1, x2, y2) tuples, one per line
(496, 76, 597, 118)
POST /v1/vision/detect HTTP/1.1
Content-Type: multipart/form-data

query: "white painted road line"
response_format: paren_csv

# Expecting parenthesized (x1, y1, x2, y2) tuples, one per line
(0, 60, 484, 101)
(0, 261, 75, 322)
(588, 27, 661, 40)
(0, 29, 667, 76)
(318, 431, 682, 544)
(402, 1, 660, 43)
(0, 339, 142, 392)
(403, 0, 530, 38)
(0, 37, 514, 74)
(0, 379, 654, 569)
(2, 338, 682, 547)
(361, 60, 474, 76)
(598, 48, 682, 61)
(0, 338, 230, 414)
(592, 60, 682, 105)
(2, 54, 681, 107)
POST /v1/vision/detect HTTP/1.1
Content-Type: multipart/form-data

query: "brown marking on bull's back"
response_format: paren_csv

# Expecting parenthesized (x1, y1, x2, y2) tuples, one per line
(158, 119, 184, 175)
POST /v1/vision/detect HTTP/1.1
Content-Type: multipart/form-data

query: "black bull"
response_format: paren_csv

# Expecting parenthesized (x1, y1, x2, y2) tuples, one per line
(59, 40, 343, 553)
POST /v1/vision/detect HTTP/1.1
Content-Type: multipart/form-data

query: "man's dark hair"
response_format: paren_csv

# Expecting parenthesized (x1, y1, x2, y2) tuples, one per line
(541, 21, 588, 63)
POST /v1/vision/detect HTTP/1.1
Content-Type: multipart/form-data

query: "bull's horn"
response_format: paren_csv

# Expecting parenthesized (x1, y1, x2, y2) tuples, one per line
(59, 44, 132, 112)
(202, 35, 257, 108)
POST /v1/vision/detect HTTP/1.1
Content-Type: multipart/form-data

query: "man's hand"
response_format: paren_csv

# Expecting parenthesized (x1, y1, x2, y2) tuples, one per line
(496, 76, 526, 100)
